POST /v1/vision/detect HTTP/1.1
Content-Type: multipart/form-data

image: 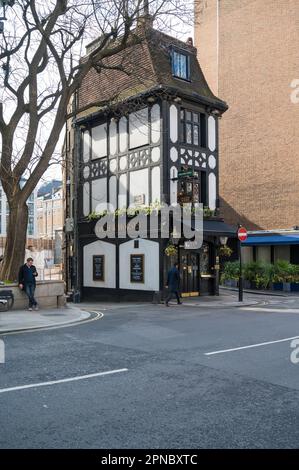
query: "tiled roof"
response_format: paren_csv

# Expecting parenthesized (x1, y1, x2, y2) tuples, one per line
(78, 26, 227, 114)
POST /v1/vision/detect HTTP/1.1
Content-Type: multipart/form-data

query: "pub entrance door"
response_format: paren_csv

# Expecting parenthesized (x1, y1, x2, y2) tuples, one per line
(179, 249, 200, 297)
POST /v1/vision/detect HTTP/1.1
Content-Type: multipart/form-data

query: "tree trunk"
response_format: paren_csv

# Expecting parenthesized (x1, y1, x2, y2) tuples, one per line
(0, 201, 28, 281)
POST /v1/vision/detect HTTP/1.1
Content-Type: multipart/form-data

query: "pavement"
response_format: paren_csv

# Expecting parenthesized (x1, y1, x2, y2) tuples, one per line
(220, 285, 299, 297)
(0, 305, 92, 334)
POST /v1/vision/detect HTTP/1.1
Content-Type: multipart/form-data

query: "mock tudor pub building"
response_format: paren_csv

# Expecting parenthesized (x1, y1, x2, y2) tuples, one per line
(64, 19, 236, 301)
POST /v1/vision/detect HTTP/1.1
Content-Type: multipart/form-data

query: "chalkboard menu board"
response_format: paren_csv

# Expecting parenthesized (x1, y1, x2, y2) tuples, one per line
(130, 254, 144, 283)
(93, 255, 105, 281)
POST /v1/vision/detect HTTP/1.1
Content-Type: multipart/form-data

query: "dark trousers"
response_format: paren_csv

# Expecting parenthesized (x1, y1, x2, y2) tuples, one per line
(25, 284, 37, 308)
(165, 289, 181, 304)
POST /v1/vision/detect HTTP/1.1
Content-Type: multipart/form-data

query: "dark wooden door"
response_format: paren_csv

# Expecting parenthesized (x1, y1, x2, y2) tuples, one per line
(180, 250, 200, 296)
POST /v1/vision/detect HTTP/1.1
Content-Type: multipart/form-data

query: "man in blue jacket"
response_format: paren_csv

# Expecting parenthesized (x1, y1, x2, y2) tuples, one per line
(18, 257, 39, 311)
(165, 263, 182, 307)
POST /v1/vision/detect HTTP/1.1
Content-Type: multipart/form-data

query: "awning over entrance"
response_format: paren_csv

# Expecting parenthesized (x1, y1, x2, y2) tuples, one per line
(185, 219, 237, 237)
(242, 234, 299, 246)
(202, 220, 237, 237)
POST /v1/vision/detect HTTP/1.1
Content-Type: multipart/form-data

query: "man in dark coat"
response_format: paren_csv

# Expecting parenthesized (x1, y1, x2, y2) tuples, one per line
(18, 257, 39, 311)
(165, 263, 182, 306)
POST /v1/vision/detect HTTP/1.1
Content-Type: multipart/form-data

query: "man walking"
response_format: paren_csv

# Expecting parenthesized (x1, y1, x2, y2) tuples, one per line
(165, 262, 182, 307)
(18, 257, 39, 311)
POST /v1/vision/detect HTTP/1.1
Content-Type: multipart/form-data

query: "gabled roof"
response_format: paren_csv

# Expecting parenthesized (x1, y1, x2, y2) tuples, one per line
(78, 26, 227, 117)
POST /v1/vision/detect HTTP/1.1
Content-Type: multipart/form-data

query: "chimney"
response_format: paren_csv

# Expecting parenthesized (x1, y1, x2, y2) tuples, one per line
(137, 0, 154, 29)
(186, 37, 193, 46)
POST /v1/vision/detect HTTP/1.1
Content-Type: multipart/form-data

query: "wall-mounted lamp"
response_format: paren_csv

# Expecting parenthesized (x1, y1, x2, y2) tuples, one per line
(219, 236, 228, 245)
(173, 97, 182, 103)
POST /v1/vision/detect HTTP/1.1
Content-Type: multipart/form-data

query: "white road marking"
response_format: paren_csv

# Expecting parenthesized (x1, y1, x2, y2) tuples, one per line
(205, 336, 299, 356)
(241, 307, 299, 313)
(0, 368, 128, 394)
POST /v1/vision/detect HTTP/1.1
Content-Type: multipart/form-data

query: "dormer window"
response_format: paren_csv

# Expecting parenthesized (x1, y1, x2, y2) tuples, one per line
(172, 50, 190, 81)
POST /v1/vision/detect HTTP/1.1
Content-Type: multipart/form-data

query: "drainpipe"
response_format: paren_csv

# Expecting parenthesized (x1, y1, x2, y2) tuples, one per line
(73, 93, 81, 303)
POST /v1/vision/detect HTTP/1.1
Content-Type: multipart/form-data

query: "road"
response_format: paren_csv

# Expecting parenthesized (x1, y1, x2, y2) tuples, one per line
(1, 295, 299, 449)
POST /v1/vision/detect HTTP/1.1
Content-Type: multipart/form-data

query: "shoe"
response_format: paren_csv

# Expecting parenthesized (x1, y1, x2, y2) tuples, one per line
(28, 308, 33, 311)
(34, 305, 39, 311)
(178, 302, 182, 305)
(165, 303, 169, 307)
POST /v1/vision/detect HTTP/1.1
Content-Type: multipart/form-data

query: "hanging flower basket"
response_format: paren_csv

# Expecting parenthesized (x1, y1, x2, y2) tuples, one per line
(165, 244, 178, 257)
(219, 245, 233, 258)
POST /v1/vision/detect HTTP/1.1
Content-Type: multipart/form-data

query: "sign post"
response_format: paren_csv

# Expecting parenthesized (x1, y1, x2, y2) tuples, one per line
(237, 226, 248, 302)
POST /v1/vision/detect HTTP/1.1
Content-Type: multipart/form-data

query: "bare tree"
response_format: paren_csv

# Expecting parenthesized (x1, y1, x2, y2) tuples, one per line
(0, 0, 192, 280)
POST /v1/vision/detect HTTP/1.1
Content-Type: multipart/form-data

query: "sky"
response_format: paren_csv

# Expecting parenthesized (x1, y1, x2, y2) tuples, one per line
(43, 8, 194, 184)
(0, 1, 194, 186)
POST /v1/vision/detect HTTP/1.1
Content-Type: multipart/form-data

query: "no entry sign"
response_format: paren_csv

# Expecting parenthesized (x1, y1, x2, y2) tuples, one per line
(237, 227, 248, 242)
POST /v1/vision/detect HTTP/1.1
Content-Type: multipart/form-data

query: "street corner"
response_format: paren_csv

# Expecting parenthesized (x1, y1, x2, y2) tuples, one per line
(0, 305, 96, 335)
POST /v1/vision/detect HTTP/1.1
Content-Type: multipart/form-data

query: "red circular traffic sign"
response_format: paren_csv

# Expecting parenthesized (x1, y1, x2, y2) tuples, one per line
(237, 227, 248, 242)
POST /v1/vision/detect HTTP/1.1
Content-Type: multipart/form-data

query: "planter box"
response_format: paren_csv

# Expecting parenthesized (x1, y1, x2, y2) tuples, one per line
(272, 282, 284, 291)
(283, 282, 291, 292)
(223, 279, 238, 288)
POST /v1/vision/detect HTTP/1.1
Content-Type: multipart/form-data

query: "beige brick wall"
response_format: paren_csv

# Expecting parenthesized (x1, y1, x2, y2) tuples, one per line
(195, 0, 299, 230)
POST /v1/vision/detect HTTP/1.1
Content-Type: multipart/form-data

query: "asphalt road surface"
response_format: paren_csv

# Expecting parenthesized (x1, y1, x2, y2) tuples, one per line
(1, 296, 299, 449)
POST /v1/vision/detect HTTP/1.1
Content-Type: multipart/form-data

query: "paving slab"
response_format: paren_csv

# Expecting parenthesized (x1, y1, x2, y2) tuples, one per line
(0, 305, 91, 334)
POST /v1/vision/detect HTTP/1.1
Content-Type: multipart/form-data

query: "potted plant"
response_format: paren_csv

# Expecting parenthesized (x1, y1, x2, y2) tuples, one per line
(283, 263, 299, 292)
(221, 261, 240, 287)
(272, 260, 289, 290)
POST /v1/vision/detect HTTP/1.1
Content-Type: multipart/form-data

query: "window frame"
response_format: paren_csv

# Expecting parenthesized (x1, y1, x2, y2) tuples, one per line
(180, 108, 207, 148)
(172, 49, 190, 82)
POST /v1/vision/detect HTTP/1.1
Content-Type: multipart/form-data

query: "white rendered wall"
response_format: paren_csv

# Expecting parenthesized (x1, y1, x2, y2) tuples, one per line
(92, 178, 107, 212)
(129, 108, 149, 149)
(151, 104, 161, 144)
(169, 105, 178, 143)
(119, 239, 159, 291)
(83, 240, 116, 288)
(109, 120, 117, 155)
(92, 124, 107, 159)
(118, 173, 127, 209)
(208, 172, 216, 210)
(170, 166, 178, 205)
(208, 116, 216, 152)
(151, 166, 160, 203)
(109, 176, 117, 211)
(83, 131, 90, 162)
(129, 168, 149, 207)
(83, 182, 90, 216)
